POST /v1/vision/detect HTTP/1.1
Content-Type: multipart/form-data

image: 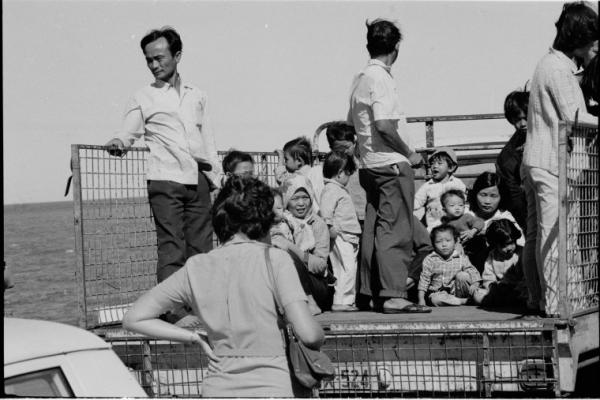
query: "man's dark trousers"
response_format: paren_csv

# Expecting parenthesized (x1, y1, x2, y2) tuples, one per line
(148, 173, 213, 283)
(359, 162, 415, 300)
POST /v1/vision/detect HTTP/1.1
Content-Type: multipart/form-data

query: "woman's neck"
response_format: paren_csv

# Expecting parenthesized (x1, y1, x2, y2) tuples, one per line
(230, 232, 268, 243)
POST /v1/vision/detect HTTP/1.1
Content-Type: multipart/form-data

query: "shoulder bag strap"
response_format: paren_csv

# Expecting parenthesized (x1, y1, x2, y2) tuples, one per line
(264, 246, 285, 316)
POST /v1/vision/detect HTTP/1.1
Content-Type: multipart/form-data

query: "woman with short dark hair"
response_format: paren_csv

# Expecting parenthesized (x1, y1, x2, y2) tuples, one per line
(123, 176, 324, 397)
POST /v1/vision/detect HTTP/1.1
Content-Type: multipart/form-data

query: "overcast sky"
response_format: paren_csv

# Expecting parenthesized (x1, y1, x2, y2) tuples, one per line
(3, 0, 581, 204)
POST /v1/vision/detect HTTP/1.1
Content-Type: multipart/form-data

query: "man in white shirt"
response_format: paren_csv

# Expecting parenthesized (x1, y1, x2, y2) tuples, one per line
(106, 27, 222, 283)
(521, 3, 597, 317)
(347, 19, 428, 314)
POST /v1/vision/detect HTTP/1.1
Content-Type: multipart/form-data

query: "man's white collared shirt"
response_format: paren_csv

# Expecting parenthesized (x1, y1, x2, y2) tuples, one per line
(117, 79, 222, 186)
(347, 59, 412, 169)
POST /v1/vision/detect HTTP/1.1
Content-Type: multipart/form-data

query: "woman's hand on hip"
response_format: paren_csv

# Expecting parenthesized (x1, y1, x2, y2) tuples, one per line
(191, 331, 221, 373)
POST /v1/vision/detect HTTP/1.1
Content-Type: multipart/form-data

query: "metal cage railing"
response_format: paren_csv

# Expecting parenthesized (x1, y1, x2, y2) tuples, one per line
(72, 121, 599, 327)
(72, 145, 283, 329)
(71, 142, 500, 329)
(104, 320, 559, 398)
(558, 121, 599, 318)
(70, 116, 597, 397)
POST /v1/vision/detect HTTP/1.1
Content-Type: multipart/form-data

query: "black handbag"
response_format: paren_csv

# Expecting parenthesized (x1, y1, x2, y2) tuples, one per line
(263, 247, 335, 389)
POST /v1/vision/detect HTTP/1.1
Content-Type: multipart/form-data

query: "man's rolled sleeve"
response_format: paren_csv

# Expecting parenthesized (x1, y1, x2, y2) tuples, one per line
(117, 97, 145, 146)
(196, 98, 224, 188)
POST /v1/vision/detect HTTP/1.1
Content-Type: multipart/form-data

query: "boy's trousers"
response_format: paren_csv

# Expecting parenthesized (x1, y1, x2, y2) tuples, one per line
(359, 162, 415, 300)
(330, 235, 359, 305)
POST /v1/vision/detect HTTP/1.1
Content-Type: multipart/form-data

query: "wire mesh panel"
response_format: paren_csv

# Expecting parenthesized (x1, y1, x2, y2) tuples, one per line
(560, 122, 599, 316)
(72, 145, 286, 328)
(105, 325, 558, 398)
(110, 337, 209, 397)
(319, 327, 557, 398)
(73, 145, 157, 328)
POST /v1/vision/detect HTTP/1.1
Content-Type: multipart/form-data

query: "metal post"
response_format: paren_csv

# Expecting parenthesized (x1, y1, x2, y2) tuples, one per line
(426, 120, 434, 148)
(557, 122, 570, 319)
(71, 145, 87, 329)
(142, 340, 155, 397)
(481, 333, 492, 397)
(551, 329, 562, 397)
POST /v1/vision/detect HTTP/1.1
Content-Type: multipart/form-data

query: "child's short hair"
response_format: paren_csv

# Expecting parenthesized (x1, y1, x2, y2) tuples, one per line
(504, 90, 529, 124)
(485, 219, 522, 246)
(283, 137, 313, 166)
(271, 187, 283, 201)
(325, 122, 356, 148)
(441, 189, 466, 207)
(322, 151, 357, 179)
(430, 224, 459, 242)
(222, 150, 254, 174)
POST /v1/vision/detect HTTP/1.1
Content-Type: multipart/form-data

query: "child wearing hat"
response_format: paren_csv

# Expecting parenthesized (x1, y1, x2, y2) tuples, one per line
(414, 148, 466, 231)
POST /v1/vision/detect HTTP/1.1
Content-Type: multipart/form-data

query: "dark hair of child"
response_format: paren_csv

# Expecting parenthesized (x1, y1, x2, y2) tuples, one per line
(581, 55, 599, 105)
(504, 90, 529, 124)
(485, 219, 522, 246)
(283, 137, 313, 166)
(271, 187, 283, 201)
(322, 151, 357, 179)
(468, 171, 505, 213)
(441, 189, 466, 207)
(212, 176, 274, 243)
(367, 19, 402, 58)
(222, 150, 254, 174)
(325, 122, 356, 148)
(553, 2, 598, 53)
(429, 152, 456, 170)
(430, 224, 459, 242)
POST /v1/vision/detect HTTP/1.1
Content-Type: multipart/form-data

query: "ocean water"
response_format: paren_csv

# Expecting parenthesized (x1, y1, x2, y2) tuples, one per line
(4, 201, 80, 326)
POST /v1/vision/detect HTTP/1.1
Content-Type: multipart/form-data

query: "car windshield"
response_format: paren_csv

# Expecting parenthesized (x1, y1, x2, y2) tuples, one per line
(4, 367, 74, 398)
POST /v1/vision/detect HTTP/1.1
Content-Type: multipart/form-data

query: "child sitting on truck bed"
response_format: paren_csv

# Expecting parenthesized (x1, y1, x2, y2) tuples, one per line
(441, 189, 485, 247)
(473, 219, 527, 307)
(418, 225, 482, 306)
(414, 148, 466, 231)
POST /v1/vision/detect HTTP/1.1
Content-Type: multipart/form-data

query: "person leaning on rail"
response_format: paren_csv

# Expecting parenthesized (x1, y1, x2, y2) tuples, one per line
(123, 175, 324, 398)
(104, 28, 223, 309)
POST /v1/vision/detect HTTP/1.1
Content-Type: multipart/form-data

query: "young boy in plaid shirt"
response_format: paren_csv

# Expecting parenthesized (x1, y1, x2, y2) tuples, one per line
(418, 225, 482, 306)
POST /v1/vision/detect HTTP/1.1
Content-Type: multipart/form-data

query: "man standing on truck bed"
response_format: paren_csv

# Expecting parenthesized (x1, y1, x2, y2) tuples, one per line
(347, 19, 429, 314)
(106, 27, 222, 285)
